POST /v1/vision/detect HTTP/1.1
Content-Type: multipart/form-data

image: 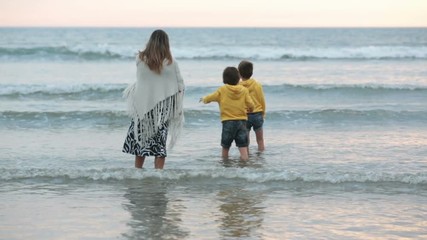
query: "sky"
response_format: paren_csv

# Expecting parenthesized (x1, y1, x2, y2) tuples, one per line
(0, 0, 426, 27)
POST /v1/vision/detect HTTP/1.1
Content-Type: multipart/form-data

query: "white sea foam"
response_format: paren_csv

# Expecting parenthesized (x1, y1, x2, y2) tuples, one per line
(1, 168, 426, 185)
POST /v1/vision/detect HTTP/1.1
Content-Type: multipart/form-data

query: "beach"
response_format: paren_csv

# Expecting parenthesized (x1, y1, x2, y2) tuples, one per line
(1, 27, 426, 239)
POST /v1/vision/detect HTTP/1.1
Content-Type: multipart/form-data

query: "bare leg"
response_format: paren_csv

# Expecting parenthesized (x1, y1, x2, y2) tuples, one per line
(135, 155, 145, 168)
(247, 131, 251, 155)
(239, 147, 249, 161)
(154, 157, 165, 169)
(255, 128, 265, 152)
(222, 147, 230, 159)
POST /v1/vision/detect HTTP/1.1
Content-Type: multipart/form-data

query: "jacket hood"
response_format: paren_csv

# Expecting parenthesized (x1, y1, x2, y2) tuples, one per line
(240, 79, 256, 90)
(224, 84, 245, 100)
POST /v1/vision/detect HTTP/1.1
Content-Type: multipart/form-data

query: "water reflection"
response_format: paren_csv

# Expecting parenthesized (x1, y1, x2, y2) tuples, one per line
(217, 186, 265, 239)
(122, 180, 188, 240)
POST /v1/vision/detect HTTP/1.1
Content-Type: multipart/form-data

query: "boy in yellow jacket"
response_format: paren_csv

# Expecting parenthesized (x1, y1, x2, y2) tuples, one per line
(200, 67, 254, 160)
(238, 60, 266, 152)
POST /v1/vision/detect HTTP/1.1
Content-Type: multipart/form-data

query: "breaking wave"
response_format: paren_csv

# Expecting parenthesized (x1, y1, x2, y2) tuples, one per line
(1, 168, 425, 185)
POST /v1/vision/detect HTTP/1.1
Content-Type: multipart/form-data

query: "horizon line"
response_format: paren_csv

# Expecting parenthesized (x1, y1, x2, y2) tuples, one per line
(1, 25, 426, 29)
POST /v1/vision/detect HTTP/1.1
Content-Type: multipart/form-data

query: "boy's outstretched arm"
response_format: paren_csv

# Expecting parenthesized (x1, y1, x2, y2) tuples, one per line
(200, 90, 220, 104)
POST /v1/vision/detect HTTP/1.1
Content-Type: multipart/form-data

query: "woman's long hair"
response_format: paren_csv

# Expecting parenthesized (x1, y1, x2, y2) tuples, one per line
(139, 29, 173, 74)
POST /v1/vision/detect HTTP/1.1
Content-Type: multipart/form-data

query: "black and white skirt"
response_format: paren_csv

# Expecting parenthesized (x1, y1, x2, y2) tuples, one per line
(122, 120, 169, 157)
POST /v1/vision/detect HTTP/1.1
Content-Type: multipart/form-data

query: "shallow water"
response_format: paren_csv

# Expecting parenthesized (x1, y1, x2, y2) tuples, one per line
(1, 177, 426, 239)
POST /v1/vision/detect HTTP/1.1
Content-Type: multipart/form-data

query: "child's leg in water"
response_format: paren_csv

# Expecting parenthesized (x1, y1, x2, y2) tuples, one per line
(239, 147, 249, 161)
(255, 128, 265, 151)
(222, 147, 230, 159)
(247, 132, 251, 155)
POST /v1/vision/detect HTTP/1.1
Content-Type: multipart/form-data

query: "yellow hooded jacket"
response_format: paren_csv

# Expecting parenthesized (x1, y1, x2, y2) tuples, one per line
(240, 78, 266, 118)
(202, 84, 254, 122)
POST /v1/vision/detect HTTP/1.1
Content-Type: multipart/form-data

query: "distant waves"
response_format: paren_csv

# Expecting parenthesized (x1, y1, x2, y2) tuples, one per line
(2, 83, 426, 99)
(2, 83, 426, 129)
(1, 45, 427, 61)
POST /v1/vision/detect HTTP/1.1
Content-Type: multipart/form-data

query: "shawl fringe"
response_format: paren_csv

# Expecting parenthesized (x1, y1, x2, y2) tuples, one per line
(124, 84, 184, 150)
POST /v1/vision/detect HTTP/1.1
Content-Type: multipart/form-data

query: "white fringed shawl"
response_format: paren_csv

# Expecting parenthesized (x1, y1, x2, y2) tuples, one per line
(123, 56, 185, 150)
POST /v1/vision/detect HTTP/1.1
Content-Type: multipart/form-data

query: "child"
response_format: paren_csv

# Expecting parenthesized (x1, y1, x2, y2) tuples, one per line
(200, 67, 254, 160)
(238, 60, 266, 152)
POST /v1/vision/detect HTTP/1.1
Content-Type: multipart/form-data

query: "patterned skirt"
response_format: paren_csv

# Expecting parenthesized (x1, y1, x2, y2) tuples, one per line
(122, 120, 169, 157)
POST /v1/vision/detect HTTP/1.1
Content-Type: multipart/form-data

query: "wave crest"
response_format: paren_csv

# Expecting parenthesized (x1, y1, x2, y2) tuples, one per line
(1, 168, 425, 185)
(2, 45, 427, 61)
(1, 83, 426, 98)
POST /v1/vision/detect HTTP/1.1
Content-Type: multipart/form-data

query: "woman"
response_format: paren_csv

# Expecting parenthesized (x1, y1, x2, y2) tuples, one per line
(122, 29, 185, 169)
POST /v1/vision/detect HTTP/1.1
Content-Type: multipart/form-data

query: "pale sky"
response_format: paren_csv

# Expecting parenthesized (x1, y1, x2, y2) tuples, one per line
(0, 0, 426, 27)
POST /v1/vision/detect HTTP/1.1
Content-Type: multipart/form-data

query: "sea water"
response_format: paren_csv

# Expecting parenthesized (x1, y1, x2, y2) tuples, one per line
(0, 28, 426, 239)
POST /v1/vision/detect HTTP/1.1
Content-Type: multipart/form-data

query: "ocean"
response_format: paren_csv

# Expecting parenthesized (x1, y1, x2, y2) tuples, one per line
(0, 27, 426, 239)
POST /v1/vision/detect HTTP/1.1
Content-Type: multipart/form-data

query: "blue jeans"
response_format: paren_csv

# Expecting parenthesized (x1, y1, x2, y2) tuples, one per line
(247, 112, 264, 131)
(221, 120, 248, 148)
